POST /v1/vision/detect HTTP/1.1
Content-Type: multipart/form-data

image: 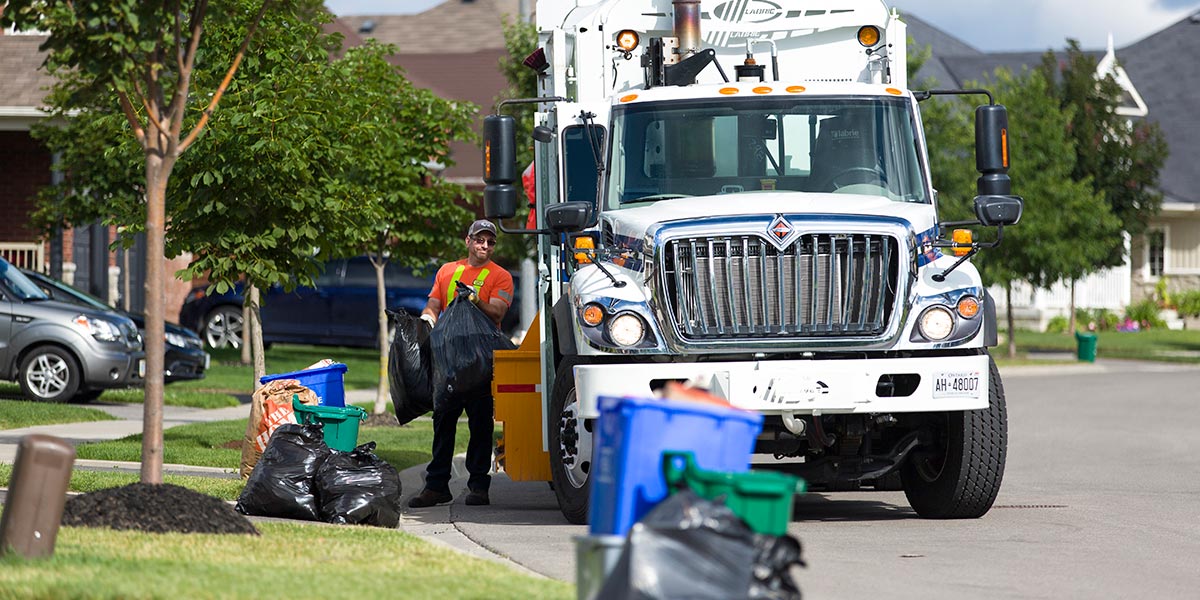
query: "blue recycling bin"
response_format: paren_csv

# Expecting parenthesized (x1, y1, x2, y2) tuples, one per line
(259, 363, 348, 407)
(588, 395, 763, 536)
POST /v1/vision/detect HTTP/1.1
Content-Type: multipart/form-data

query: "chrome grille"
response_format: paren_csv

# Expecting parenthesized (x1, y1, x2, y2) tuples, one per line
(661, 233, 899, 340)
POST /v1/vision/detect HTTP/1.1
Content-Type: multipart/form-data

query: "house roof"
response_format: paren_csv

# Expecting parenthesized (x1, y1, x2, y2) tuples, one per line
(1119, 13, 1200, 204)
(907, 13, 1200, 205)
(339, 0, 520, 55)
(0, 34, 53, 110)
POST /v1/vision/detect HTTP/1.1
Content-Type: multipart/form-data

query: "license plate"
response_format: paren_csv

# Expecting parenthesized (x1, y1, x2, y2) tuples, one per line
(138, 359, 147, 378)
(203, 353, 211, 371)
(932, 371, 980, 398)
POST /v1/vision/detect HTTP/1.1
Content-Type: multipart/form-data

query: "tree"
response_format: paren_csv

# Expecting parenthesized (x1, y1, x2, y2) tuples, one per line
(922, 68, 1122, 357)
(1039, 41, 1168, 265)
(491, 16, 539, 266)
(5, 0, 277, 483)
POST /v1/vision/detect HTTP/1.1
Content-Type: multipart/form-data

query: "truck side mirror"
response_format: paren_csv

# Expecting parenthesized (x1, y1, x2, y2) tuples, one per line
(544, 201, 592, 234)
(974, 195, 1023, 226)
(483, 114, 518, 219)
(975, 104, 1011, 197)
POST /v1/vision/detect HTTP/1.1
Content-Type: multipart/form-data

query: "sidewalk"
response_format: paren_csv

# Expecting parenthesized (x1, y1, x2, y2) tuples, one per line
(0, 388, 543, 577)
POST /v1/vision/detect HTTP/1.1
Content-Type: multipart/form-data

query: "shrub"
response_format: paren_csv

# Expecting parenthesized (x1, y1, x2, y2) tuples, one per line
(1176, 290, 1200, 318)
(1046, 315, 1069, 333)
(1125, 299, 1166, 329)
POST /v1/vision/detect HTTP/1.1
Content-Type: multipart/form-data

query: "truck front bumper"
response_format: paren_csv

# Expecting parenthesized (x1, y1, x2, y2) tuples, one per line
(573, 353, 989, 419)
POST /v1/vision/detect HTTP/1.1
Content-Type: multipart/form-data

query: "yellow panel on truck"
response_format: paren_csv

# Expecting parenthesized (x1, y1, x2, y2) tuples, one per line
(492, 314, 551, 481)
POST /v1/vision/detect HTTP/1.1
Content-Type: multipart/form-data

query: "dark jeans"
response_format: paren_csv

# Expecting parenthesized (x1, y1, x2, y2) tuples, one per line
(423, 392, 494, 494)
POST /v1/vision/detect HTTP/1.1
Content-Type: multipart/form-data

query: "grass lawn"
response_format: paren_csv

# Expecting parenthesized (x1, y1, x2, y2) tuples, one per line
(0, 399, 117, 430)
(0, 522, 572, 599)
(0, 463, 247, 500)
(1011, 328, 1200, 363)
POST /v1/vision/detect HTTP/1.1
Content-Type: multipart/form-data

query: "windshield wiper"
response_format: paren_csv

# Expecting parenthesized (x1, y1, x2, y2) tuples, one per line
(626, 193, 690, 204)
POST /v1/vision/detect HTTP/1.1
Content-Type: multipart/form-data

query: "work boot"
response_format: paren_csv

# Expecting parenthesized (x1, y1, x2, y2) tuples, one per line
(464, 490, 490, 506)
(407, 488, 453, 508)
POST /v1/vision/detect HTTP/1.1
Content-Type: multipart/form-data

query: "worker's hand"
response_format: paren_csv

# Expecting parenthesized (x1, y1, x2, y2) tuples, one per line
(419, 313, 436, 328)
(468, 291, 481, 306)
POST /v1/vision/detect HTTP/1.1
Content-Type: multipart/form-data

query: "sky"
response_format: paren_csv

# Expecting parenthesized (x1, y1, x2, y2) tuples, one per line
(324, 0, 1200, 52)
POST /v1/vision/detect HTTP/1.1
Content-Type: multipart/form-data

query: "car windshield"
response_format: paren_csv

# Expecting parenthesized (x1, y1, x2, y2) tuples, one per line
(0, 259, 50, 301)
(605, 96, 928, 208)
(30, 272, 112, 311)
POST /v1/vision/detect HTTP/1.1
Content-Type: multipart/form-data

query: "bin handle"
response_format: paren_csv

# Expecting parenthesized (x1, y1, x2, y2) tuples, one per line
(661, 451, 697, 490)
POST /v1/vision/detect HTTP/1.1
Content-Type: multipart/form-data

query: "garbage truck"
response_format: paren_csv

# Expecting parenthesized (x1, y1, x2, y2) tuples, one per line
(485, 0, 1024, 524)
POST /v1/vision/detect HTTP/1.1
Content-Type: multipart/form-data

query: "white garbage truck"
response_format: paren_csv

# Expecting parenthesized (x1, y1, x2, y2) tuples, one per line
(484, 0, 1023, 523)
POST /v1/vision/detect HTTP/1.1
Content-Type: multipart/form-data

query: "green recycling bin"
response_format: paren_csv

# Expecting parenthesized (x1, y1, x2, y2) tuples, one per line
(1074, 331, 1098, 362)
(662, 451, 805, 536)
(292, 395, 367, 452)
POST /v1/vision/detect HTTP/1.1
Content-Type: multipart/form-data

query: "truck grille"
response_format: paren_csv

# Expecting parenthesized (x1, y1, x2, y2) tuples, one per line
(661, 233, 899, 340)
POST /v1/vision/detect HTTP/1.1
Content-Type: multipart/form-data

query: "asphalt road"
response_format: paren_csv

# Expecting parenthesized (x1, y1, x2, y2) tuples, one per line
(430, 361, 1200, 598)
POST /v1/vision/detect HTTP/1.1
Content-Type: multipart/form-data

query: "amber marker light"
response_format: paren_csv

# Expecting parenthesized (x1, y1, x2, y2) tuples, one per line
(952, 228, 973, 256)
(753, 86, 773, 94)
(582, 304, 604, 327)
(719, 87, 740, 95)
(620, 94, 639, 103)
(857, 26, 881, 47)
(786, 85, 806, 93)
(885, 87, 903, 95)
(957, 296, 980, 319)
(616, 30, 640, 52)
(1001, 128, 1009, 168)
(574, 236, 595, 264)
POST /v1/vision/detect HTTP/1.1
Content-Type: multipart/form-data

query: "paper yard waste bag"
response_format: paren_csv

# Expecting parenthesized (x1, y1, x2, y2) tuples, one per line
(240, 379, 320, 479)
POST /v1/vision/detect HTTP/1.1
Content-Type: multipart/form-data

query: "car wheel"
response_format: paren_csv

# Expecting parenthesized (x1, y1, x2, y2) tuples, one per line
(19, 346, 82, 403)
(902, 354, 1007, 518)
(549, 357, 592, 525)
(202, 306, 243, 350)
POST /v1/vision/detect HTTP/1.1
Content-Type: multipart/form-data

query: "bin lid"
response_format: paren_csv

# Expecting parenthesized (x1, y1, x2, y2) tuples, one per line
(260, 362, 348, 385)
(292, 396, 367, 420)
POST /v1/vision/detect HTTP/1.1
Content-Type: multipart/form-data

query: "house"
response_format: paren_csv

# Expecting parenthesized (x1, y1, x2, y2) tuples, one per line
(905, 12, 1200, 328)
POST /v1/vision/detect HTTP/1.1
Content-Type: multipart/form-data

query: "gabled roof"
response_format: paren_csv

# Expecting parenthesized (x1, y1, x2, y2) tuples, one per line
(1119, 13, 1200, 204)
(0, 34, 53, 111)
(339, 0, 520, 54)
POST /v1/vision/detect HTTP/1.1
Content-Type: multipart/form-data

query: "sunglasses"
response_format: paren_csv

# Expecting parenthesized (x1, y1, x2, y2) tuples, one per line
(470, 236, 497, 247)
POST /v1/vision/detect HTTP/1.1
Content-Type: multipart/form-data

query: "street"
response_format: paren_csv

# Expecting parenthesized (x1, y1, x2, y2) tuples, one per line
(417, 361, 1200, 598)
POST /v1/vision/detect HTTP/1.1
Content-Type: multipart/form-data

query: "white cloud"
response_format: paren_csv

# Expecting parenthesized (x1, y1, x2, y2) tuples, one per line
(890, 0, 1199, 51)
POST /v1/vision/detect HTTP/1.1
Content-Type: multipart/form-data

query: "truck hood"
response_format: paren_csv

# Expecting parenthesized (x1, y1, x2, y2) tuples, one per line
(601, 192, 938, 248)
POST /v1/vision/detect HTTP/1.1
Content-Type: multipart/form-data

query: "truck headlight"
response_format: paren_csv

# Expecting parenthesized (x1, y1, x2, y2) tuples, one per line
(608, 313, 646, 347)
(917, 306, 954, 341)
(73, 315, 121, 342)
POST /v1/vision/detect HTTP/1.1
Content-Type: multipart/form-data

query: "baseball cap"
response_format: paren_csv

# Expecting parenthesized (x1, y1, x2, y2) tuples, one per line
(468, 219, 498, 238)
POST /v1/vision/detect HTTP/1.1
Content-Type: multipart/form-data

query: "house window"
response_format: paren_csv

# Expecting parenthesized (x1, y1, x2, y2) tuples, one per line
(1147, 229, 1165, 277)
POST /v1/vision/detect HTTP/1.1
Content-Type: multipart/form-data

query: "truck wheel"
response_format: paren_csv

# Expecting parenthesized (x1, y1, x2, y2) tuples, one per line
(902, 355, 1007, 519)
(549, 358, 592, 525)
(202, 306, 243, 349)
(19, 346, 81, 403)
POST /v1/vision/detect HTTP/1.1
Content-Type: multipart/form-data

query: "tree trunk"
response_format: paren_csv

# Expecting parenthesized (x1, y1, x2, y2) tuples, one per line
(240, 299, 252, 365)
(1005, 284, 1017, 359)
(1068, 279, 1077, 334)
(140, 154, 169, 484)
(249, 284, 266, 384)
(373, 258, 390, 415)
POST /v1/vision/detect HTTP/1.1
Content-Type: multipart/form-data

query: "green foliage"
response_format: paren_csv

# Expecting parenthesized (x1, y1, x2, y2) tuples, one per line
(924, 67, 1122, 290)
(491, 16, 540, 266)
(1038, 41, 1168, 266)
(1153, 276, 1172, 308)
(1175, 290, 1200, 319)
(1045, 315, 1069, 334)
(1125, 298, 1167, 329)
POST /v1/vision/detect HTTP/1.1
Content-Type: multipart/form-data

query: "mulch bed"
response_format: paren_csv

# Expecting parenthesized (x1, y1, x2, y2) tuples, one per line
(62, 483, 258, 535)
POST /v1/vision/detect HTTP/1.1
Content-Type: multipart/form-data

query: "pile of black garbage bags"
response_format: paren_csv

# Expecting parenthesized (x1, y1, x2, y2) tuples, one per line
(235, 423, 402, 528)
(387, 286, 515, 424)
(598, 491, 806, 600)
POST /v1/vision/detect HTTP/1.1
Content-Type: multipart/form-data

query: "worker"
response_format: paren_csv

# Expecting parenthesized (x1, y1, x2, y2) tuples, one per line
(408, 219, 514, 508)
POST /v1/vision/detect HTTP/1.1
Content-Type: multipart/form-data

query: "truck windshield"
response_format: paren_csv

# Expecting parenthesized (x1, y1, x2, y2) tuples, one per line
(606, 96, 928, 208)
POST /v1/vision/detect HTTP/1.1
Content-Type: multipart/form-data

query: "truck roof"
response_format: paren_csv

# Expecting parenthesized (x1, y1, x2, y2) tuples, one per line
(610, 81, 912, 106)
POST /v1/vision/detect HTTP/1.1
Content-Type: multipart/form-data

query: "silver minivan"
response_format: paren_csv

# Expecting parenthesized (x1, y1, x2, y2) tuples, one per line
(0, 257, 145, 402)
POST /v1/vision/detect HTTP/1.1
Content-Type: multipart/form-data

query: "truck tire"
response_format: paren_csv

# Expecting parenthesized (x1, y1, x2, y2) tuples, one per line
(549, 357, 592, 525)
(901, 354, 1006, 519)
(19, 346, 82, 403)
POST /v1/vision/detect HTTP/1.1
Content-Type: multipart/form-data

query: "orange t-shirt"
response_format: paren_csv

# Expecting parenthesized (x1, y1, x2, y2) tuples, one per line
(429, 259, 514, 325)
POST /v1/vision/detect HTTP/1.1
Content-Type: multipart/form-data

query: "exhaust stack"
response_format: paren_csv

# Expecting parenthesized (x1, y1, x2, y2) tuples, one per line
(673, 0, 701, 57)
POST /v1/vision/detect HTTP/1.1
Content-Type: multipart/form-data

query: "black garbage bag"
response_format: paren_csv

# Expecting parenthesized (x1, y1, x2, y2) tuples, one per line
(235, 423, 331, 521)
(314, 442, 402, 528)
(429, 284, 517, 411)
(596, 490, 805, 600)
(387, 309, 434, 425)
